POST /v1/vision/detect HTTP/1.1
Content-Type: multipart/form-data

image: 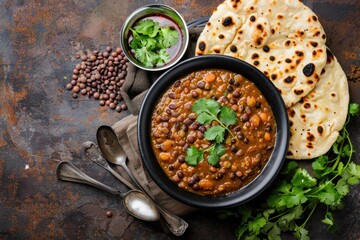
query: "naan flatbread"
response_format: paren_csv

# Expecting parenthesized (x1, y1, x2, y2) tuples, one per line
(286, 50, 349, 159)
(196, 0, 328, 107)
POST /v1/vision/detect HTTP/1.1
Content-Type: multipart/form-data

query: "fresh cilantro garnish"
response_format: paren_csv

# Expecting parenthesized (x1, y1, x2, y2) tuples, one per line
(159, 26, 179, 48)
(207, 143, 226, 166)
(185, 98, 237, 166)
(349, 102, 359, 116)
(133, 19, 160, 38)
(129, 19, 179, 67)
(219, 103, 360, 239)
(204, 125, 226, 143)
(185, 146, 204, 166)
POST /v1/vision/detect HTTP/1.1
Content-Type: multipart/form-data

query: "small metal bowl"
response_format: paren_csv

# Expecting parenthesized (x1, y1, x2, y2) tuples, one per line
(120, 4, 189, 71)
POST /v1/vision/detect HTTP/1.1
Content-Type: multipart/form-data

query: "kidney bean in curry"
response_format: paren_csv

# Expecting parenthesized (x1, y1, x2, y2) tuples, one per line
(150, 69, 276, 196)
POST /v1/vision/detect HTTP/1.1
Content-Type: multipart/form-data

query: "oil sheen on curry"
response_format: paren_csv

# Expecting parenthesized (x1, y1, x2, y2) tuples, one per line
(151, 69, 276, 195)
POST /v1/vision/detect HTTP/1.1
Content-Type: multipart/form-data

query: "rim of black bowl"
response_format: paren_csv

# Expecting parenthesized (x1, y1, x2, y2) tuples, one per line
(138, 55, 289, 209)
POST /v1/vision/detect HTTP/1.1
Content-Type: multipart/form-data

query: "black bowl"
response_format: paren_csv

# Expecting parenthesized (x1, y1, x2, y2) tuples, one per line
(138, 55, 289, 209)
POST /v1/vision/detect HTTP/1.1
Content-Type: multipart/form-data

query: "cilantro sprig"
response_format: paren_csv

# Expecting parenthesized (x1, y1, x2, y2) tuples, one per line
(129, 19, 179, 67)
(219, 103, 360, 240)
(185, 98, 237, 166)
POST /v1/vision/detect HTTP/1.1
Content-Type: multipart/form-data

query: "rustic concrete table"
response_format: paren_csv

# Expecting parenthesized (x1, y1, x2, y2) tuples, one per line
(0, 1, 359, 239)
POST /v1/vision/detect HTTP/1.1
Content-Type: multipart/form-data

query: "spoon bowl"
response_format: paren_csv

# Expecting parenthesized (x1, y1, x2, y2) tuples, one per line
(96, 126, 127, 166)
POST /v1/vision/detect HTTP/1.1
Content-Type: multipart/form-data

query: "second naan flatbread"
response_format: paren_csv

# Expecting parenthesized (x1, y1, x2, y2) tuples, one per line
(286, 50, 349, 159)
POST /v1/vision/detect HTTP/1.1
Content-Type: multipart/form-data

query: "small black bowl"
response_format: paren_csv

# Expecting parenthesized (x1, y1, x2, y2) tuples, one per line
(138, 55, 289, 209)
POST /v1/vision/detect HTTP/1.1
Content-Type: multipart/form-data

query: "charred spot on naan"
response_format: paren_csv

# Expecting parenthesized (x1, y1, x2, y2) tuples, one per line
(294, 89, 305, 96)
(312, 48, 324, 59)
(213, 48, 221, 53)
(222, 16, 235, 27)
(303, 102, 311, 109)
(289, 120, 293, 127)
(198, 41, 206, 52)
(263, 45, 270, 52)
(288, 109, 296, 118)
(229, 0, 242, 9)
(287, 150, 294, 157)
(284, 76, 295, 84)
(317, 126, 324, 135)
(303, 63, 315, 76)
(310, 41, 318, 47)
(271, 73, 277, 80)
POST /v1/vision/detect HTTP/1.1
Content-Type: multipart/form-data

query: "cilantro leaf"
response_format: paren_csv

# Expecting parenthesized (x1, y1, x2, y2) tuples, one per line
(281, 161, 298, 175)
(192, 98, 210, 114)
(192, 98, 220, 116)
(185, 146, 204, 166)
(134, 47, 158, 67)
(248, 214, 266, 235)
(286, 187, 308, 208)
(159, 26, 179, 48)
(205, 98, 221, 115)
(236, 225, 248, 240)
(277, 211, 297, 231)
(316, 182, 342, 206)
(312, 155, 329, 177)
(206, 143, 226, 166)
(133, 19, 160, 37)
(237, 205, 253, 224)
(220, 106, 237, 127)
(204, 125, 225, 143)
(294, 226, 309, 240)
(268, 224, 281, 240)
(197, 112, 216, 125)
(349, 103, 359, 116)
(129, 19, 179, 67)
(341, 144, 353, 157)
(291, 168, 317, 189)
(322, 212, 334, 227)
(332, 141, 340, 154)
(348, 162, 360, 178)
(263, 209, 275, 220)
(156, 49, 170, 67)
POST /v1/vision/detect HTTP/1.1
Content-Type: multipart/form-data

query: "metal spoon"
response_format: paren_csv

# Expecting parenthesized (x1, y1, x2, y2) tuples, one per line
(96, 125, 189, 236)
(82, 141, 137, 190)
(56, 161, 160, 222)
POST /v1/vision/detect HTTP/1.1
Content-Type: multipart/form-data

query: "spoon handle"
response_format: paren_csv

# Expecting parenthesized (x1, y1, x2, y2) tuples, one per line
(56, 161, 122, 197)
(83, 141, 137, 190)
(121, 164, 188, 236)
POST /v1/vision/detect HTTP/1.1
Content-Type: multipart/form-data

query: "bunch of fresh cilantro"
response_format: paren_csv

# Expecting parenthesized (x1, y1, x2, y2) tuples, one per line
(219, 103, 360, 240)
(186, 98, 237, 166)
(129, 19, 179, 67)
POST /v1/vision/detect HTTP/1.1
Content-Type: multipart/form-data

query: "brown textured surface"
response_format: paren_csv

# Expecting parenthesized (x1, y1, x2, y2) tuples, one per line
(0, 0, 359, 239)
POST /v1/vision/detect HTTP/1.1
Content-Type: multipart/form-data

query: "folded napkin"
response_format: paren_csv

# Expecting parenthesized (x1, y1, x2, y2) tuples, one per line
(111, 27, 204, 216)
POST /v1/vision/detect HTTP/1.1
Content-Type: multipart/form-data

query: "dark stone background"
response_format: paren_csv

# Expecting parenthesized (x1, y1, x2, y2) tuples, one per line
(0, 0, 359, 239)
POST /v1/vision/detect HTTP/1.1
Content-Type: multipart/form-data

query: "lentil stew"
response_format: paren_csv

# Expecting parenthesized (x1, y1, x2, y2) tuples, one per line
(150, 69, 276, 196)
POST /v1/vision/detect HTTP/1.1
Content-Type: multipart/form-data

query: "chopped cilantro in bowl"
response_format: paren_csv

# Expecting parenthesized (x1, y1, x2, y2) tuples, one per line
(120, 4, 189, 71)
(129, 19, 179, 67)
